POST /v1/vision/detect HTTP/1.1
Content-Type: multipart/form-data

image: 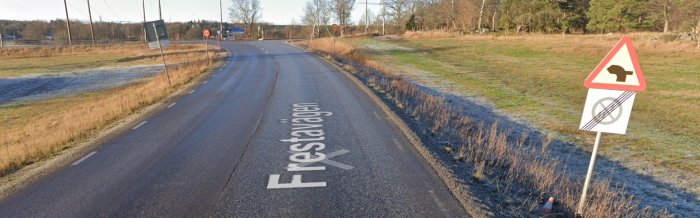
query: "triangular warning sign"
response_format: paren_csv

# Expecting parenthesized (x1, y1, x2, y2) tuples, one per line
(584, 36, 646, 92)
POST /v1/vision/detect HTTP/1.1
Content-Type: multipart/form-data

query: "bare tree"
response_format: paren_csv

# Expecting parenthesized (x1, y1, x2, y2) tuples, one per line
(303, 0, 332, 38)
(229, 0, 262, 38)
(331, 0, 355, 36)
(648, 0, 676, 33)
(386, 0, 413, 31)
(21, 22, 47, 40)
(477, 0, 486, 32)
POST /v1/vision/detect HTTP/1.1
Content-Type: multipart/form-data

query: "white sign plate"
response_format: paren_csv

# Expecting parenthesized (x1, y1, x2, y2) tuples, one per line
(579, 88, 636, 134)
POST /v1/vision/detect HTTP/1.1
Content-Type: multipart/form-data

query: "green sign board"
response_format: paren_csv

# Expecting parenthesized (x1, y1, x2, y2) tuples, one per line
(144, 20, 169, 49)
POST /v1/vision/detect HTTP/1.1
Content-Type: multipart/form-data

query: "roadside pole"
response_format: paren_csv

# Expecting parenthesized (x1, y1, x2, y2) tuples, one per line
(87, 0, 96, 44)
(576, 131, 602, 215)
(142, 0, 147, 43)
(153, 22, 172, 87)
(63, 0, 73, 45)
(216, 31, 221, 53)
(332, 24, 339, 55)
(1, 32, 3, 47)
(203, 28, 211, 61)
(382, 0, 385, 35)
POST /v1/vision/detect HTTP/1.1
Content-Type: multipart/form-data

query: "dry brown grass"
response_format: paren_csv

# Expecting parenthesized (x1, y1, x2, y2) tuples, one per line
(0, 44, 218, 78)
(0, 46, 222, 177)
(404, 31, 700, 52)
(404, 31, 460, 39)
(298, 38, 669, 217)
(0, 44, 212, 59)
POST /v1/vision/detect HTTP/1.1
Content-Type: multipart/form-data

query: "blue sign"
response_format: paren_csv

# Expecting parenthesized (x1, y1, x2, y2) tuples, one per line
(229, 27, 245, 34)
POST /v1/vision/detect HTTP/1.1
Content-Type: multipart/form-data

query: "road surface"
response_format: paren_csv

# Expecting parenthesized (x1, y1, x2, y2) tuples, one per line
(0, 41, 466, 217)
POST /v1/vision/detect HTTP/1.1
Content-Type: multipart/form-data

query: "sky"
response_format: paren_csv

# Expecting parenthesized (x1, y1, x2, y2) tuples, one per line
(0, 0, 382, 25)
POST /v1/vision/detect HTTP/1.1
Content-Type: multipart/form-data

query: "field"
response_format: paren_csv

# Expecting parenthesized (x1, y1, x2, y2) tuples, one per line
(0, 44, 222, 177)
(0, 44, 210, 78)
(298, 37, 685, 217)
(341, 33, 699, 195)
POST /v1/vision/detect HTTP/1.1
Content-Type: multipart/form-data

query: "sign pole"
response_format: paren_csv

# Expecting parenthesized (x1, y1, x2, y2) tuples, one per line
(153, 22, 172, 87)
(216, 33, 221, 52)
(576, 131, 602, 216)
(205, 36, 210, 61)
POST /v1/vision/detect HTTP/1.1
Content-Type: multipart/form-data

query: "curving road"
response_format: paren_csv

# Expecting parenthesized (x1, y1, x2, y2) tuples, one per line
(0, 41, 466, 217)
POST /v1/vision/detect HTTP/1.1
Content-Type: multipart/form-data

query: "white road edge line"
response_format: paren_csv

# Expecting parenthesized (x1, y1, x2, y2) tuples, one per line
(203, 80, 208, 84)
(72, 151, 97, 166)
(428, 190, 450, 215)
(167, 102, 177, 108)
(373, 111, 381, 120)
(393, 138, 405, 152)
(132, 121, 147, 130)
(189, 89, 196, 94)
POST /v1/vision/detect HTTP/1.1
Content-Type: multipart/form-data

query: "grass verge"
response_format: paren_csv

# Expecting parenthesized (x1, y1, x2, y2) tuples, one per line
(298, 37, 669, 217)
(0, 44, 212, 77)
(345, 33, 699, 195)
(0, 45, 223, 177)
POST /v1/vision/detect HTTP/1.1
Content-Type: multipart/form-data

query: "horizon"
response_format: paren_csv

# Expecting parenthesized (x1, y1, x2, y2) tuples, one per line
(0, 0, 382, 25)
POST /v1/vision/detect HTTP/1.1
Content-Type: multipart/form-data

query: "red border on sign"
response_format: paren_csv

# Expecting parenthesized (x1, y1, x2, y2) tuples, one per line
(584, 36, 646, 92)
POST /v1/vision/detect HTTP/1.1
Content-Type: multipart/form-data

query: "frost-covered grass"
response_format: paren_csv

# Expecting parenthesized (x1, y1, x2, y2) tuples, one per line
(345, 35, 699, 196)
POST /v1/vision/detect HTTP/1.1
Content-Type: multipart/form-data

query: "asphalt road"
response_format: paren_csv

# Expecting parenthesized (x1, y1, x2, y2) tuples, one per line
(0, 41, 466, 217)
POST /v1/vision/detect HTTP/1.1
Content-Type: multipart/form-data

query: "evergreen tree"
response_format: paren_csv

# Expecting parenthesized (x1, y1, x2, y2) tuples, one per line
(588, 0, 651, 33)
(405, 14, 417, 31)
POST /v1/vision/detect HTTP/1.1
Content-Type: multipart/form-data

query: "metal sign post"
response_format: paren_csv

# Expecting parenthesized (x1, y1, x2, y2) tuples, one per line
(216, 30, 221, 52)
(144, 20, 172, 87)
(332, 24, 339, 55)
(203, 29, 211, 61)
(153, 22, 171, 87)
(576, 131, 602, 215)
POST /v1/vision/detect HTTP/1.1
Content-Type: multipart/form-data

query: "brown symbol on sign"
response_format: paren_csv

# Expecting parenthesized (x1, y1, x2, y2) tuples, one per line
(607, 65, 633, 82)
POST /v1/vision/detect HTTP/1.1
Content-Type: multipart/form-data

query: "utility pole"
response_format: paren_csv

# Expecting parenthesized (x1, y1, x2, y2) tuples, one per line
(1, 31, 4, 47)
(63, 0, 73, 45)
(365, 0, 369, 34)
(219, 0, 224, 38)
(142, 0, 147, 43)
(158, 0, 163, 20)
(87, 0, 96, 44)
(382, 0, 385, 35)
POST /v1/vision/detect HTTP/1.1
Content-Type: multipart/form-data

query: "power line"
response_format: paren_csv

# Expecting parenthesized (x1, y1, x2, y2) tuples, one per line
(102, 0, 123, 21)
(66, 1, 90, 18)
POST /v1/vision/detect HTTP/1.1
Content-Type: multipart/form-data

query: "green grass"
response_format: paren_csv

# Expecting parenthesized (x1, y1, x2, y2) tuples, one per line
(347, 36, 700, 178)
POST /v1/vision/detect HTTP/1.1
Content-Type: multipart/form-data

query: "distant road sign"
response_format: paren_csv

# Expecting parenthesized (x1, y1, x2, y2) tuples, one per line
(203, 28, 211, 38)
(144, 20, 169, 50)
(229, 27, 245, 34)
(584, 36, 646, 92)
(331, 24, 339, 33)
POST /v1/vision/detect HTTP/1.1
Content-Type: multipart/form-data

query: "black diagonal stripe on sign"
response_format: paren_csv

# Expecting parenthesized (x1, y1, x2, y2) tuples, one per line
(582, 91, 635, 131)
(582, 92, 633, 130)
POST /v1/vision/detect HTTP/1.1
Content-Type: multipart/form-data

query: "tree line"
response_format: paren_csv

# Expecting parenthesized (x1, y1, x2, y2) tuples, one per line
(301, 0, 700, 37)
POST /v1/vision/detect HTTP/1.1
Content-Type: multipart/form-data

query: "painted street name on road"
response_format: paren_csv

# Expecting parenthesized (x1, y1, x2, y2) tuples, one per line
(267, 103, 349, 189)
